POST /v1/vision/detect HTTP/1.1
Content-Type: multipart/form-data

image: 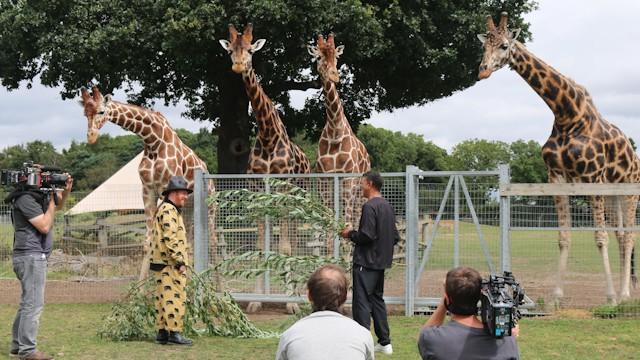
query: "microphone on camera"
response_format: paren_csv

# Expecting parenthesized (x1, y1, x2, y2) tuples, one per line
(40, 166, 62, 172)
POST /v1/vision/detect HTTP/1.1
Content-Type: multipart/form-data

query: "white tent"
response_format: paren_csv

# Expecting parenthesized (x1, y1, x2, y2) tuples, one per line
(66, 152, 144, 215)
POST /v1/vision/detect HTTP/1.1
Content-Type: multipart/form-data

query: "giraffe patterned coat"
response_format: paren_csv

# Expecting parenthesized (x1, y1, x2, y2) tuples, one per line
(150, 200, 190, 332)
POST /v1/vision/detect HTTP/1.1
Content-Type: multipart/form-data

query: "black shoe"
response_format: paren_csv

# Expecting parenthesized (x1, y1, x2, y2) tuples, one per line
(156, 329, 169, 344)
(167, 331, 193, 346)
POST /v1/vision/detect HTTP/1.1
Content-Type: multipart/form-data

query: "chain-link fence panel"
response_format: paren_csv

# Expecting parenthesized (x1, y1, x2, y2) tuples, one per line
(202, 173, 407, 305)
(505, 185, 640, 314)
(0, 189, 147, 304)
(413, 172, 503, 306)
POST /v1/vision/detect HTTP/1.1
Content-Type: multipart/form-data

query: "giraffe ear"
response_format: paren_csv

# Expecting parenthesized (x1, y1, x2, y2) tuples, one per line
(219, 39, 231, 52)
(510, 28, 521, 40)
(104, 94, 112, 103)
(477, 34, 487, 44)
(335, 45, 345, 57)
(307, 45, 319, 60)
(251, 39, 266, 53)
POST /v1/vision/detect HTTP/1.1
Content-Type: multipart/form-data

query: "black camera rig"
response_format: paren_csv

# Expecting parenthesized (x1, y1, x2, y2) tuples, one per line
(1, 161, 68, 194)
(480, 271, 525, 338)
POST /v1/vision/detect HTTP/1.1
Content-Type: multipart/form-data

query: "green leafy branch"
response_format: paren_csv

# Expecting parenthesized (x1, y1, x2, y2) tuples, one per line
(215, 251, 351, 297)
(97, 268, 275, 341)
(209, 178, 346, 237)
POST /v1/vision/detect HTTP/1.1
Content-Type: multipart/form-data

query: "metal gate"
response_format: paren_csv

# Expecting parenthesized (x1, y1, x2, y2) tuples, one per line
(192, 166, 510, 316)
(405, 165, 510, 315)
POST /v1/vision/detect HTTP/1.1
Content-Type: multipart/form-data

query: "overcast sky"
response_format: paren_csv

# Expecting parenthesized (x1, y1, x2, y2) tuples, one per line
(1, 0, 639, 153)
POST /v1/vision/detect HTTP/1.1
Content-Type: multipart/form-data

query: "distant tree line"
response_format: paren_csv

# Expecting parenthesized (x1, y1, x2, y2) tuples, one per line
(0, 125, 548, 192)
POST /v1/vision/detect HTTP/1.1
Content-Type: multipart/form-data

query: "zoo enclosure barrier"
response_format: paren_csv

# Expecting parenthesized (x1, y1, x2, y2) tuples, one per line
(2, 167, 637, 314)
(193, 166, 513, 316)
(195, 167, 640, 315)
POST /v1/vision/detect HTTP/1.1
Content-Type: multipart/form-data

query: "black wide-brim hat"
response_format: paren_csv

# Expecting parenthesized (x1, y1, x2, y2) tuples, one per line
(162, 176, 193, 196)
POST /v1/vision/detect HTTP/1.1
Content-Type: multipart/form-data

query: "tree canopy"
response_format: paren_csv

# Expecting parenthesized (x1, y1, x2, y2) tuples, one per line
(0, 0, 536, 172)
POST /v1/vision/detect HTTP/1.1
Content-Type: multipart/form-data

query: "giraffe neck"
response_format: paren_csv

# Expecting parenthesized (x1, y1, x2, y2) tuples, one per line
(107, 101, 164, 148)
(321, 79, 351, 134)
(509, 41, 588, 127)
(242, 69, 289, 147)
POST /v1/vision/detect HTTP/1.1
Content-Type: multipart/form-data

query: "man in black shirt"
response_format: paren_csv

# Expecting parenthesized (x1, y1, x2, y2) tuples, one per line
(341, 171, 399, 355)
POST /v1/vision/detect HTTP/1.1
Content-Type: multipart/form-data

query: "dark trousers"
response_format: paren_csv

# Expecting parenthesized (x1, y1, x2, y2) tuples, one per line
(352, 265, 390, 345)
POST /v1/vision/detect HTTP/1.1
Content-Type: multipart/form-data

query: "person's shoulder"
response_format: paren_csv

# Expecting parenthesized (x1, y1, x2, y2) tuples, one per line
(158, 202, 176, 213)
(419, 321, 461, 340)
(14, 192, 41, 209)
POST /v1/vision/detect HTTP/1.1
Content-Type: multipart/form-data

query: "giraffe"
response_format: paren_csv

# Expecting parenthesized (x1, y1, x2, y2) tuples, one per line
(219, 24, 311, 313)
(307, 34, 371, 255)
(478, 12, 639, 303)
(79, 86, 216, 281)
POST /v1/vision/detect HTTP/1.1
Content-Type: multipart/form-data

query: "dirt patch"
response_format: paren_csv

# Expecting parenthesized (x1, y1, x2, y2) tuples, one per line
(0, 278, 130, 304)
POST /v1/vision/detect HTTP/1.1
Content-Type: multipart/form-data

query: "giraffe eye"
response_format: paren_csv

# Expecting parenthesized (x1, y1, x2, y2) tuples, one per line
(501, 43, 509, 50)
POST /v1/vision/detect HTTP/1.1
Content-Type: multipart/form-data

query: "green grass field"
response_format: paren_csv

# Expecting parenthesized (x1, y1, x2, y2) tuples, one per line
(0, 304, 638, 359)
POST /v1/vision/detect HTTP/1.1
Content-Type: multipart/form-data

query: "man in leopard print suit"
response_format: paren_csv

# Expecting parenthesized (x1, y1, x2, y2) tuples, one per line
(150, 176, 193, 346)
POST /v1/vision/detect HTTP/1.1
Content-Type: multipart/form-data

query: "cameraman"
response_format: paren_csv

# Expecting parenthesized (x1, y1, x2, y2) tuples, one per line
(417, 267, 520, 360)
(7, 173, 72, 360)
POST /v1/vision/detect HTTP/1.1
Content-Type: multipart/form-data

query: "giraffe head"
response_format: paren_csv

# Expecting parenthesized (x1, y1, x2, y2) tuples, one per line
(307, 34, 344, 84)
(79, 86, 111, 144)
(218, 24, 266, 74)
(477, 12, 521, 80)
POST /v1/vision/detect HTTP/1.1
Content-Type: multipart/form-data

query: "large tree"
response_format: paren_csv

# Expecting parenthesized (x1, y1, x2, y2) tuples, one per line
(358, 125, 448, 172)
(0, 0, 536, 173)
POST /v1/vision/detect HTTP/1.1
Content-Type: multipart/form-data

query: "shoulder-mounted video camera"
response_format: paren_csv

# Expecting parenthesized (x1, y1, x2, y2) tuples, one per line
(480, 271, 525, 338)
(1, 161, 68, 193)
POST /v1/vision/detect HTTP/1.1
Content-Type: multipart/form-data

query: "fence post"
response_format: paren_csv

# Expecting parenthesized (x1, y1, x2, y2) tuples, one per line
(193, 168, 209, 273)
(453, 176, 460, 267)
(334, 175, 341, 259)
(405, 165, 418, 316)
(498, 164, 511, 274)
(264, 178, 271, 295)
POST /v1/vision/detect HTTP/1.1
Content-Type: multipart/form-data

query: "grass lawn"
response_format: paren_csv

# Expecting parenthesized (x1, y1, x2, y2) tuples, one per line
(1, 304, 638, 359)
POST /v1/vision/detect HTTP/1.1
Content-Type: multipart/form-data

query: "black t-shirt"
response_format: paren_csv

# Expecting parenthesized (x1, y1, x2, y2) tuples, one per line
(418, 320, 520, 360)
(12, 193, 53, 258)
(351, 196, 399, 269)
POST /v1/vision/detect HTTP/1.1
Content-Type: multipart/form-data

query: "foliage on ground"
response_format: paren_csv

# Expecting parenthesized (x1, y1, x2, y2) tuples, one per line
(592, 299, 640, 318)
(97, 269, 274, 341)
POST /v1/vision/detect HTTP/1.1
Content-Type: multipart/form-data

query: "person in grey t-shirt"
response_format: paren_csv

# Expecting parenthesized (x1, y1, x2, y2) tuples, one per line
(417, 267, 520, 360)
(7, 174, 73, 360)
(276, 264, 374, 360)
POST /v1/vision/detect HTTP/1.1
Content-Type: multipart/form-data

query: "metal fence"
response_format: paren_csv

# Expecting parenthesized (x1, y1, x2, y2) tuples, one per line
(501, 182, 640, 311)
(2, 166, 639, 316)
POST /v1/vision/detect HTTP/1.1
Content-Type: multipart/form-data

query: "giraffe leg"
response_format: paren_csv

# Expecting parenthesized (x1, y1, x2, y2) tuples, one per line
(316, 177, 335, 256)
(606, 197, 625, 288)
(553, 194, 571, 302)
(279, 218, 300, 314)
(592, 195, 616, 304)
(247, 219, 265, 314)
(619, 195, 637, 300)
(139, 186, 158, 281)
(340, 177, 359, 262)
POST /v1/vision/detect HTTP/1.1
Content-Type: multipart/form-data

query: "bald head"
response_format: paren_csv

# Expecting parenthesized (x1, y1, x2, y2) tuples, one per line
(307, 264, 348, 312)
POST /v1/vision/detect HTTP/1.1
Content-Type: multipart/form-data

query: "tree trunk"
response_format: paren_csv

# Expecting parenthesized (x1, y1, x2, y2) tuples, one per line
(217, 73, 251, 174)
